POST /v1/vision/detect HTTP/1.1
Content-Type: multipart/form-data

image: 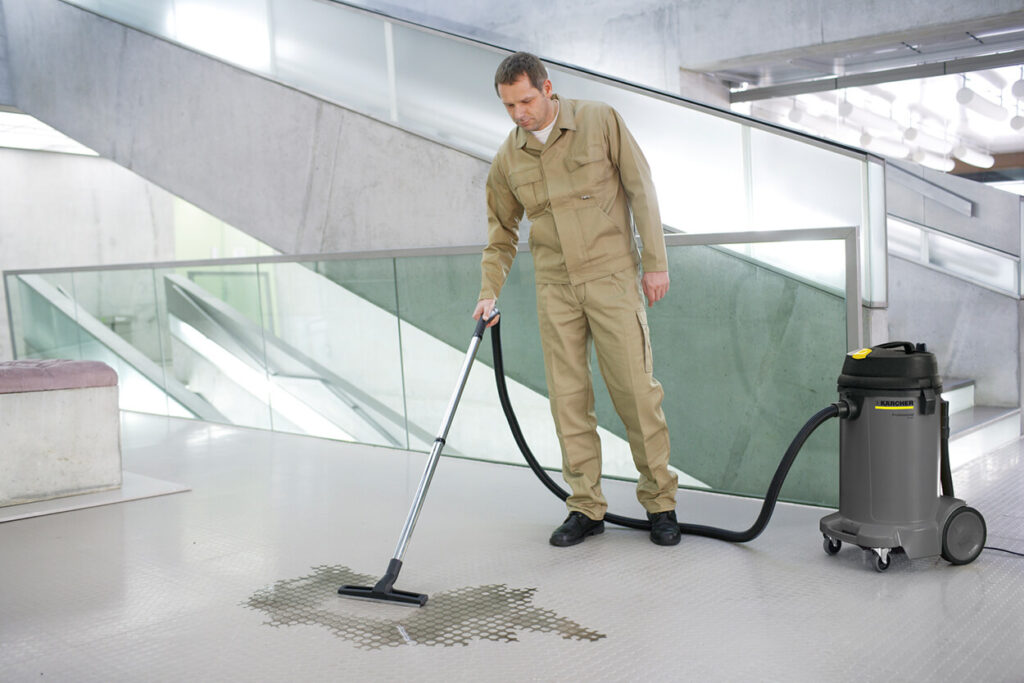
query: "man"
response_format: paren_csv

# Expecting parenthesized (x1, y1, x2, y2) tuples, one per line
(473, 52, 680, 547)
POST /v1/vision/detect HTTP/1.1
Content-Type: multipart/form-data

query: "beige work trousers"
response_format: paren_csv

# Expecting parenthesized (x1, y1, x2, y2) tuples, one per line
(536, 267, 677, 520)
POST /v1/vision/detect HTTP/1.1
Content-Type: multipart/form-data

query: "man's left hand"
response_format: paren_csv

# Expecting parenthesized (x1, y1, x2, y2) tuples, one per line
(642, 271, 670, 306)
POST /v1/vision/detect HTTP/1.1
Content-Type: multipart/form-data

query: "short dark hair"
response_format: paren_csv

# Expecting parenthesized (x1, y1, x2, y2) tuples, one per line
(494, 52, 548, 95)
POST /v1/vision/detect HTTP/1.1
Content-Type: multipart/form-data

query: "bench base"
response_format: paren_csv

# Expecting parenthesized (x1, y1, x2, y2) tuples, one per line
(0, 385, 122, 507)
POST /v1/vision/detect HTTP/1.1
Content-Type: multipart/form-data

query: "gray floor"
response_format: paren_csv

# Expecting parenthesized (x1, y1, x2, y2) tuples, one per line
(1, 412, 1022, 682)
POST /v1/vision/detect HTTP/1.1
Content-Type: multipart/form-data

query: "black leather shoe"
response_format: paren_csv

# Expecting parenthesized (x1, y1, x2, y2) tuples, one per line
(549, 511, 604, 547)
(647, 510, 681, 546)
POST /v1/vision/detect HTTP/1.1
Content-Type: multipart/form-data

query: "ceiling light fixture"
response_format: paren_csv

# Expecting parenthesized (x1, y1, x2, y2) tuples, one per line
(839, 99, 901, 132)
(903, 127, 954, 154)
(1012, 66, 1024, 99)
(1012, 94, 1024, 131)
(952, 143, 996, 168)
(859, 131, 911, 159)
(976, 70, 1008, 90)
(911, 148, 955, 172)
(956, 86, 1009, 121)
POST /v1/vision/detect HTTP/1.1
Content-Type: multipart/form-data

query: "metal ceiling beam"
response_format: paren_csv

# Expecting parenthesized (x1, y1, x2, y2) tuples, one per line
(730, 48, 1024, 103)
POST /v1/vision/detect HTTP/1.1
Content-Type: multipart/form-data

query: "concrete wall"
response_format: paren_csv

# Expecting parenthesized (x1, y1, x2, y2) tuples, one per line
(884, 158, 1022, 409)
(887, 256, 1019, 407)
(2, 0, 490, 258)
(888, 160, 1022, 255)
(0, 0, 13, 106)
(0, 148, 176, 361)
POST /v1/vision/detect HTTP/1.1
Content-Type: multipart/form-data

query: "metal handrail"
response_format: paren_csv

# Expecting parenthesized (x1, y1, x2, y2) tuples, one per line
(5, 225, 862, 351)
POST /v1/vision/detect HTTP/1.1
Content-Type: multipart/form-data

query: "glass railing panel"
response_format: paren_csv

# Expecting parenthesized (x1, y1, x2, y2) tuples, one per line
(392, 251, 575, 471)
(863, 158, 888, 306)
(888, 216, 1020, 296)
(69, 268, 165, 369)
(929, 233, 1018, 293)
(68, 267, 178, 416)
(888, 215, 926, 260)
(391, 24, 510, 157)
(73, 0, 172, 36)
(73, 323, 188, 417)
(657, 240, 844, 506)
(393, 239, 846, 506)
(155, 262, 274, 430)
(6, 271, 191, 416)
(6, 234, 849, 505)
(6, 272, 81, 359)
(748, 126, 864, 231)
(254, 259, 408, 449)
(733, 239, 847, 294)
(270, 0, 392, 121)
(547, 67, 749, 234)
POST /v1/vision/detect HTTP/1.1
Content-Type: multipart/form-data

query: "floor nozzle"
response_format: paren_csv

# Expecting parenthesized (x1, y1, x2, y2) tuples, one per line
(338, 558, 427, 607)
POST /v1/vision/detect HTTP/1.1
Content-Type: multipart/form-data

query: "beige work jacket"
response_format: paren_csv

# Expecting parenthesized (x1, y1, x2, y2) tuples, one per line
(479, 96, 667, 302)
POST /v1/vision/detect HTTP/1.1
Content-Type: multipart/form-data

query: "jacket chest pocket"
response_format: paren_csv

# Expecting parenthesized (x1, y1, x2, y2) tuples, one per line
(509, 167, 547, 215)
(565, 144, 611, 192)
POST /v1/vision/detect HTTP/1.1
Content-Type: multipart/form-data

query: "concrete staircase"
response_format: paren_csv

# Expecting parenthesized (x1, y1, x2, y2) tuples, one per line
(944, 378, 1021, 469)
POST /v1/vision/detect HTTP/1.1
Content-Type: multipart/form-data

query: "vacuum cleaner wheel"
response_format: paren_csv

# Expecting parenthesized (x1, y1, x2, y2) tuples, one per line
(941, 506, 986, 565)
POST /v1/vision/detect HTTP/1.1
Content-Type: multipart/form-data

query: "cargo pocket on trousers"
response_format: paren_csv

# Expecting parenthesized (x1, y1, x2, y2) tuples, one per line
(636, 310, 652, 374)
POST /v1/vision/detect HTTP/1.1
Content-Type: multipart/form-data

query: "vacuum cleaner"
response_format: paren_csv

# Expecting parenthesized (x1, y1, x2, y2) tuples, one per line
(340, 319, 987, 607)
(819, 341, 986, 571)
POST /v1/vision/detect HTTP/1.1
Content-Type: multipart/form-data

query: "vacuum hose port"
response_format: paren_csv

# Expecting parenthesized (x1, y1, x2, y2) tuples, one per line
(832, 398, 858, 420)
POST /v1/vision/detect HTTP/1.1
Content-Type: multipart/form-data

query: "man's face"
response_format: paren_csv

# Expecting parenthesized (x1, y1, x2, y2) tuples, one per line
(498, 75, 556, 132)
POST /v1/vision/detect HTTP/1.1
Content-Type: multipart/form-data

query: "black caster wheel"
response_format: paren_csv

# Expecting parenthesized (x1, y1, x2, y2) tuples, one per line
(941, 506, 986, 566)
(874, 553, 890, 572)
(823, 535, 842, 555)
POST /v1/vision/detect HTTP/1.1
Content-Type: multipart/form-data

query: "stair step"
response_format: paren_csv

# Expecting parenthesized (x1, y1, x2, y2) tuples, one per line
(942, 377, 975, 415)
(948, 405, 1021, 470)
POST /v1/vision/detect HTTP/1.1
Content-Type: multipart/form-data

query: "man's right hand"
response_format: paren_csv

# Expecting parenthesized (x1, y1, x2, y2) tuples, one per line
(473, 298, 500, 327)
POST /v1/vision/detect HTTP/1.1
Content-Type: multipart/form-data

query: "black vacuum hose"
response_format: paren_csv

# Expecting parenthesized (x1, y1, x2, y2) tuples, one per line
(488, 319, 840, 542)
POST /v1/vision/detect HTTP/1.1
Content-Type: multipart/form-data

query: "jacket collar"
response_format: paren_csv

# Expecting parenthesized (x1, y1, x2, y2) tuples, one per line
(515, 95, 575, 151)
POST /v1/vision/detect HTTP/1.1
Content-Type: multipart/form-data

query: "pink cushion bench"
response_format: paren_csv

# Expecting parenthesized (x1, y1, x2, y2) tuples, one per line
(0, 359, 122, 508)
(0, 359, 118, 394)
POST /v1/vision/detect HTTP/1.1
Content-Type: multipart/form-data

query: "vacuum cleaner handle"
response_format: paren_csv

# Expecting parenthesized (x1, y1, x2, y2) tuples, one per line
(473, 308, 500, 339)
(876, 341, 917, 354)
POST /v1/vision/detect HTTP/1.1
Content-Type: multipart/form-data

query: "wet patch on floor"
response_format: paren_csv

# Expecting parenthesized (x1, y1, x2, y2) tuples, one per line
(243, 565, 605, 650)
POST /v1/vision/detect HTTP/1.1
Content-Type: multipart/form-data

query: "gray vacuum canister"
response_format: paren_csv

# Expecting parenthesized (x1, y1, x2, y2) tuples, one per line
(820, 341, 986, 571)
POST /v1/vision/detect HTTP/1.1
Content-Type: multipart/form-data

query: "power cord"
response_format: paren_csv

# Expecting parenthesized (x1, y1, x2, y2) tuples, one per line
(984, 546, 1024, 558)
